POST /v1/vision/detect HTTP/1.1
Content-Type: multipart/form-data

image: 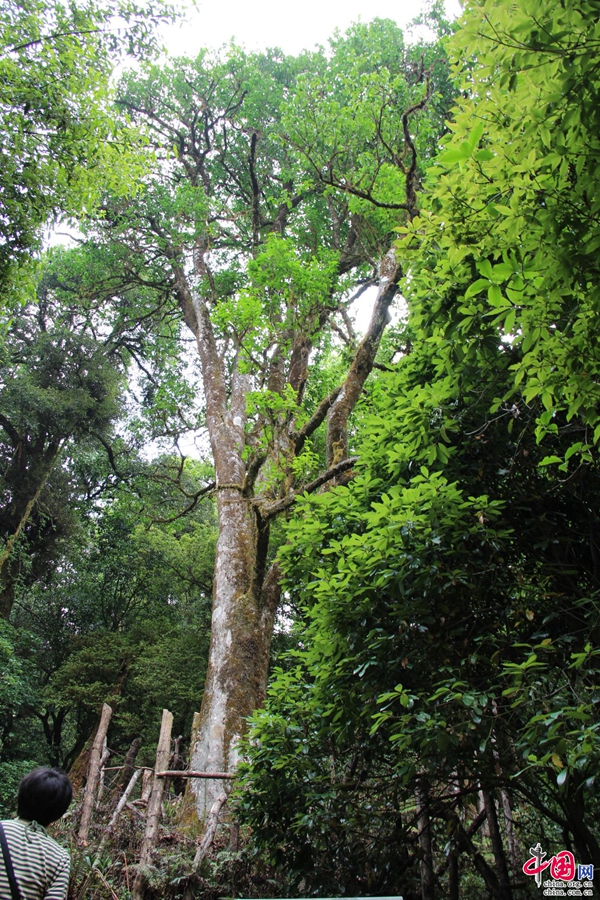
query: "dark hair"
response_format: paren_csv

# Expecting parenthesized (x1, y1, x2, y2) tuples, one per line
(17, 767, 73, 827)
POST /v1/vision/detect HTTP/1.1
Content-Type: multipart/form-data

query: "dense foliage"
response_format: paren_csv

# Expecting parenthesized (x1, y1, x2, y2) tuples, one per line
(0, 0, 174, 303)
(1, 459, 217, 809)
(81, 11, 456, 824)
(236, 1, 600, 897)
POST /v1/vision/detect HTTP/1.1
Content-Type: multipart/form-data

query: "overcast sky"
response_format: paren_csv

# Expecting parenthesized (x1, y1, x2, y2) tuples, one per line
(161, 0, 463, 58)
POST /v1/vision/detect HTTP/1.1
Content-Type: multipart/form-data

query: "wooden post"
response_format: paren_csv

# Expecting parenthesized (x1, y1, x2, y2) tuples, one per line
(132, 709, 173, 900)
(78, 703, 112, 845)
(140, 768, 152, 804)
(96, 741, 110, 806)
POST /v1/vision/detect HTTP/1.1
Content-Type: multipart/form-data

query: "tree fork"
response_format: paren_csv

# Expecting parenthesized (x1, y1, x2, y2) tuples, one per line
(326, 247, 401, 467)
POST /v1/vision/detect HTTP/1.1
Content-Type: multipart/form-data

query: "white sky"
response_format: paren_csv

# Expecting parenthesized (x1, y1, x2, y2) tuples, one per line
(161, 0, 463, 57)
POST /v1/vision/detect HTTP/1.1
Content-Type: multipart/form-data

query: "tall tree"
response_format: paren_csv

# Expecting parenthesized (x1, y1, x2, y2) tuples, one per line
(103, 20, 451, 816)
(0, 282, 123, 617)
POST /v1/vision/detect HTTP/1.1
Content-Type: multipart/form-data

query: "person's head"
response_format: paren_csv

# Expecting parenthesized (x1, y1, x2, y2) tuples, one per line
(17, 767, 73, 827)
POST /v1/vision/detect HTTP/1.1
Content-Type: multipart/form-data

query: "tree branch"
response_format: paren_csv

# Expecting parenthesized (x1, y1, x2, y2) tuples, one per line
(292, 386, 342, 455)
(258, 456, 358, 520)
(248, 131, 261, 248)
(5, 28, 102, 55)
(402, 75, 431, 217)
(0, 413, 21, 447)
(147, 482, 216, 525)
(326, 246, 401, 466)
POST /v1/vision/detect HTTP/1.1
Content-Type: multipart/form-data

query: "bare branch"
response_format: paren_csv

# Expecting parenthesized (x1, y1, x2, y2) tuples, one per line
(147, 481, 216, 526)
(5, 27, 102, 55)
(91, 432, 128, 481)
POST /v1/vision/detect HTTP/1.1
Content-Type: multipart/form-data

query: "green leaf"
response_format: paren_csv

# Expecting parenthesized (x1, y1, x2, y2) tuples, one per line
(465, 278, 490, 299)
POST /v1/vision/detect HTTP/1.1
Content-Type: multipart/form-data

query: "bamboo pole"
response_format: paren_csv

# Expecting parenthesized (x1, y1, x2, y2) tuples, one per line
(132, 709, 173, 900)
(78, 703, 112, 845)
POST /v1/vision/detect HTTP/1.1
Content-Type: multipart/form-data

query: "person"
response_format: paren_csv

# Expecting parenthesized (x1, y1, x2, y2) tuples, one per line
(0, 767, 72, 900)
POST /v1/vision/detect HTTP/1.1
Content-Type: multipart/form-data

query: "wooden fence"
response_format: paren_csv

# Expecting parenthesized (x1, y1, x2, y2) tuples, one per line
(74, 705, 233, 898)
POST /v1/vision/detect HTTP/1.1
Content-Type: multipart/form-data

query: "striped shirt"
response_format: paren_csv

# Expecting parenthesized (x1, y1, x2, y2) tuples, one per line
(0, 819, 70, 900)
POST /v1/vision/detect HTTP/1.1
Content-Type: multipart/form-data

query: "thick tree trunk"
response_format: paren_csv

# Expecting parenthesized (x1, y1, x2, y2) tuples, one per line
(187, 490, 279, 816)
(562, 776, 600, 868)
(179, 240, 394, 820)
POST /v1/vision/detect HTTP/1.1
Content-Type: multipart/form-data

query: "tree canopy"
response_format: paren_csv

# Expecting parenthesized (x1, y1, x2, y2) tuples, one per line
(0, 0, 174, 303)
(88, 15, 454, 819)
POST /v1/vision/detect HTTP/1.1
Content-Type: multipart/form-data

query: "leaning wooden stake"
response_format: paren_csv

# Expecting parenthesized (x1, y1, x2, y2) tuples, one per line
(140, 767, 152, 804)
(132, 709, 173, 900)
(192, 790, 228, 870)
(114, 737, 142, 800)
(182, 791, 229, 900)
(93, 767, 143, 868)
(96, 741, 110, 806)
(78, 703, 113, 845)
